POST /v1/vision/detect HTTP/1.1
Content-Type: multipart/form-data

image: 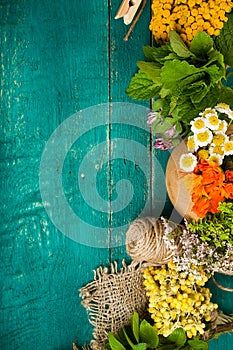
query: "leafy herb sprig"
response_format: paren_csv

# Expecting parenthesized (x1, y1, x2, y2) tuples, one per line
(105, 311, 209, 350)
(126, 30, 233, 137)
(188, 202, 233, 250)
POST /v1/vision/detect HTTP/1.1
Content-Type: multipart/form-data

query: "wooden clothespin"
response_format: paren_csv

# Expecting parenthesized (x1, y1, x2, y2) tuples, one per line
(115, 0, 143, 25)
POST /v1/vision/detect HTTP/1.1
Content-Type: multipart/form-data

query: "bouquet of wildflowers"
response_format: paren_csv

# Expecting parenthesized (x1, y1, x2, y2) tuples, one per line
(179, 104, 233, 218)
(126, 0, 233, 275)
(162, 104, 233, 275)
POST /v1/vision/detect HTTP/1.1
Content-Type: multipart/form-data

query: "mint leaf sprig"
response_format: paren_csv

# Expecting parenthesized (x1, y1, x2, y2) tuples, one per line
(126, 31, 233, 137)
(105, 311, 209, 350)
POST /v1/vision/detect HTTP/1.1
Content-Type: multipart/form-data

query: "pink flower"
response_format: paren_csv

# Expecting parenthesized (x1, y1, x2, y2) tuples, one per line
(154, 138, 174, 150)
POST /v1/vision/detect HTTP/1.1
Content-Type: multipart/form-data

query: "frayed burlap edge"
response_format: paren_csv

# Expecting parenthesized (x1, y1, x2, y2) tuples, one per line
(79, 260, 148, 350)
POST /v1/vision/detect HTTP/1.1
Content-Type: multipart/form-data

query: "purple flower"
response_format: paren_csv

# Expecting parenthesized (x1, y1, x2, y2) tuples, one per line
(154, 137, 174, 150)
(147, 111, 158, 125)
(165, 125, 177, 137)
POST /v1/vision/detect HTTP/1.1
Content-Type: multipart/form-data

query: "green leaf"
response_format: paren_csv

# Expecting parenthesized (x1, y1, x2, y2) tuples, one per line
(188, 339, 208, 350)
(143, 43, 172, 64)
(205, 50, 225, 71)
(175, 121, 182, 133)
(152, 98, 164, 111)
(131, 311, 140, 343)
(160, 60, 200, 91)
(108, 333, 127, 350)
(152, 97, 171, 116)
(179, 71, 206, 88)
(190, 31, 213, 57)
(123, 327, 135, 349)
(214, 13, 233, 67)
(204, 64, 224, 84)
(170, 30, 193, 58)
(218, 85, 233, 107)
(164, 52, 180, 61)
(139, 320, 159, 349)
(126, 70, 161, 100)
(185, 81, 209, 103)
(133, 344, 147, 350)
(167, 328, 186, 347)
(137, 61, 161, 83)
(151, 116, 174, 134)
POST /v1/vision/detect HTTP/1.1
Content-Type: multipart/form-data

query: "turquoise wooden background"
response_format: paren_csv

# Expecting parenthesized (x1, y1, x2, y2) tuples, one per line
(1, 1, 232, 349)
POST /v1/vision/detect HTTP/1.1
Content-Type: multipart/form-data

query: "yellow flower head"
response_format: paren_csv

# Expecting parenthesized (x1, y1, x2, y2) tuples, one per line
(197, 149, 209, 160)
(150, 0, 233, 45)
(194, 129, 213, 147)
(205, 114, 220, 130)
(187, 135, 197, 152)
(224, 140, 233, 155)
(209, 144, 224, 156)
(212, 133, 228, 146)
(208, 153, 223, 165)
(215, 103, 233, 120)
(180, 153, 197, 172)
(215, 120, 228, 134)
(191, 117, 206, 133)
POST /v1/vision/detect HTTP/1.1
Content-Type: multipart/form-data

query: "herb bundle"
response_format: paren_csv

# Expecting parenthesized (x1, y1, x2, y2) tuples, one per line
(126, 29, 233, 139)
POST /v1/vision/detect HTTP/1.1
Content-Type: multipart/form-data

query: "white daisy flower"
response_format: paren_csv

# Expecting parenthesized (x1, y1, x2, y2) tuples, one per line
(205, 113, 220, 130)
(208, 153, 223, 166)
(199, 108, 217, 118)
(215, 103, 233, 120)
(212, 133, 228, 146)
(209, 144, 224, 156)
(187, 135, 198, 153)
(190, 117, 206, 133)
(194, 128, 213, 147)
(179, 153, 198, 172)
(215, 120, 228, 134)
(223, 140, 233, 155)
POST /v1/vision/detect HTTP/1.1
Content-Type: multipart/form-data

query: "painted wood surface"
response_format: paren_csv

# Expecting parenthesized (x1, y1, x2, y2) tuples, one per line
(1, 1, 232, 349)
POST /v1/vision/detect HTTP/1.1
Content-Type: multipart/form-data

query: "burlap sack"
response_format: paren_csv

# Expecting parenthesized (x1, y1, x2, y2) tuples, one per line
(80, 261, 147, 349)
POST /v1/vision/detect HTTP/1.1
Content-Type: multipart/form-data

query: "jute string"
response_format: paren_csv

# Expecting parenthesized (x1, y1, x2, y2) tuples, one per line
(126, 217, 180, 265)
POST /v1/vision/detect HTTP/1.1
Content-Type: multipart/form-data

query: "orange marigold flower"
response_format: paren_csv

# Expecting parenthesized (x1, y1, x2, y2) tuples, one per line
(209, 192, 225, 213)
(192, 196, 211, 218)
(223, 183, 233, 199)
(189, 159, 231, 217)
(225, 170, 233, 182)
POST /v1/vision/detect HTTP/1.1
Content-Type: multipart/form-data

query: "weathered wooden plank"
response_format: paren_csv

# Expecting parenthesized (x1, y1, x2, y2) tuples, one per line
(108, 0, 151, 261)
(1, 0, 111, 348)
(1, 1, 232, 349)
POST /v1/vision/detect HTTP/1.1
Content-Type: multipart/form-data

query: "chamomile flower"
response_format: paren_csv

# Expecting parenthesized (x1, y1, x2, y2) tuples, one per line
(212, 133, 228, 146)
(190, 117, 206, 133)
(209, 144, 224, 156)
(180, 153, 197, 172)
(215, 103, 233, 120)
(215, 120, 228, 134)
(197, 149, 209, 160)
(205, 113, 220, 131)
(223, 140, 233, 155)
(194, 129, 213, 147)
(208, 153, 223, 166)
(200, 108, 217, 118)
(187, 135, 197, 153)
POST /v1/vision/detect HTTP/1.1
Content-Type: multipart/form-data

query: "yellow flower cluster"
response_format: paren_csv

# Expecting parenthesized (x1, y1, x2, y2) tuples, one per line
(143, 260, 218, 338)
(150, 0, 233, 45)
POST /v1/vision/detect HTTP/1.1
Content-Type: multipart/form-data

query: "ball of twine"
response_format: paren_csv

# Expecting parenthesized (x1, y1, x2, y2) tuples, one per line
(126, 217, 180, 266)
